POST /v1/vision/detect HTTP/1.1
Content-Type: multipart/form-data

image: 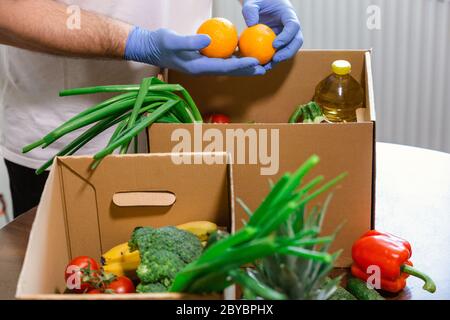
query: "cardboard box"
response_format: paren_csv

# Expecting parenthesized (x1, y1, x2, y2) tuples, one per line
(148, 50, 376, 266)
(16, 153, 235, 300)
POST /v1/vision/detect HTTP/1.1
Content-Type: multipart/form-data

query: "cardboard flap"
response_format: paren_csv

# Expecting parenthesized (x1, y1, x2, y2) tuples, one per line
(16, 162, 69, 296)
(56, 153, 232, 258)
(112, 191, 176, 207)
(364, 51, 376, 121)
(150, 122, 374, 266)
(168, 50, 373, 123)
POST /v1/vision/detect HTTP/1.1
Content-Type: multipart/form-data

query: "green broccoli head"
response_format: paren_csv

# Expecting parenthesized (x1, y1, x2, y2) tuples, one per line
(136, 282, 168, 293)
(137, 249, 185, 286)
(128, 227, 153, 252)
(130, 226, 203, 292)
(132, 226, 203, 264)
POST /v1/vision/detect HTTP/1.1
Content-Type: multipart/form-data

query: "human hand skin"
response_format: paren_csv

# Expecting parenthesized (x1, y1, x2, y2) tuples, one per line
(0, 0, 279, 76)
(0, 0, 130, 58)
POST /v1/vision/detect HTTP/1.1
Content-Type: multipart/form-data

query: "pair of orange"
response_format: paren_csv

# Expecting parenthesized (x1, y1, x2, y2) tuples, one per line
(197, 18, 276, 65)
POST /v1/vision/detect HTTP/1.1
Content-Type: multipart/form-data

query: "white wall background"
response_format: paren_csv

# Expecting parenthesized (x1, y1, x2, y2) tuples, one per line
(215, 0, 450, 153)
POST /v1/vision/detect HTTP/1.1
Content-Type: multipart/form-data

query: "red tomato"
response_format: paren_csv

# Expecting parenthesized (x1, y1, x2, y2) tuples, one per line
(106, 276, 135, 294)
(64, 256, 100, 293)
(87, 289, 103, 294)
(205, 114, 230, 124)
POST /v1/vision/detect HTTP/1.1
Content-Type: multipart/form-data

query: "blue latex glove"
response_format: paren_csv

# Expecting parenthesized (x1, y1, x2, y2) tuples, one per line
(242, 0, 303, 70)
(124, 27, 266, 76)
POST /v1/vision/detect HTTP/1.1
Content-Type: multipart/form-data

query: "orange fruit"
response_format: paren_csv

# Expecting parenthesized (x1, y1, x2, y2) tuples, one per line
(197, 18, 238, 59)
(239, 24, 276, 65)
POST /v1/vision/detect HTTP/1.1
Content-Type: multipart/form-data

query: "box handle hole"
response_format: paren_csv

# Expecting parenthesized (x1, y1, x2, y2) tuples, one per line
(112, 191, 176, 207)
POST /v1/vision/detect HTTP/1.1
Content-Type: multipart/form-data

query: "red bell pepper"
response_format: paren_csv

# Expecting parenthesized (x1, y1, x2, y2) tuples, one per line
(351, 230, 436, 293)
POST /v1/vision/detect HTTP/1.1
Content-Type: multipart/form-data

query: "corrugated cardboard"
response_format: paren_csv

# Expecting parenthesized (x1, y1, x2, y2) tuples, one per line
(16, 153, 235, 300)
(149, 50, 376, 266)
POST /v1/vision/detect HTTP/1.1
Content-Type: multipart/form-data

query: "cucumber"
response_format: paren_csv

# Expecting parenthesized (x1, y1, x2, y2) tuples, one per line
(347, 277, 385, 300)
(329, 285, 357, 300)
(324, 277, 356, 300)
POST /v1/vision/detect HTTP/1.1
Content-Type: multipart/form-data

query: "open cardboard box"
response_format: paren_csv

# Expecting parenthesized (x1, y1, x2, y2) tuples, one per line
(149, 50, 376, 266)
(16, 153, 235, 300)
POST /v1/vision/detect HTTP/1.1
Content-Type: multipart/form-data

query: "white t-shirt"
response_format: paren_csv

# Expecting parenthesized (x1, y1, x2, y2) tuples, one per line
(0, 0, 212, 169)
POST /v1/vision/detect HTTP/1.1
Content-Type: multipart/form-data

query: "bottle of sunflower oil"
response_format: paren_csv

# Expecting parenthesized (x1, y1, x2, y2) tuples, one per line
(314, 60, 364, 123)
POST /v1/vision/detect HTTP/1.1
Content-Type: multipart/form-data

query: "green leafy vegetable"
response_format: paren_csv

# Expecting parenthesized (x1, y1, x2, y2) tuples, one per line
(130, 226, 203, 292)
(170, 155, 347, 300)
(22, 77, 203, 174)
(289, 102, 326, 124)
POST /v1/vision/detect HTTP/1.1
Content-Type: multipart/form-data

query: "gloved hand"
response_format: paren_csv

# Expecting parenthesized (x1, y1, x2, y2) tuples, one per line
(124, 27, 266, 76)
(242, 0, 303, 69)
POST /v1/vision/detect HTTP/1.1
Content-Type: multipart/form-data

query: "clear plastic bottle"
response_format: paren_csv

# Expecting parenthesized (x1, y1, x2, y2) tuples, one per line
(314, 60, 364, 123)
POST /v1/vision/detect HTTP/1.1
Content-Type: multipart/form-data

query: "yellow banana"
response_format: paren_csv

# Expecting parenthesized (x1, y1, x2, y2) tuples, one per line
(101, 220, 217, 277)
(176, 221, 218, 242)
(103, 259, 140, 278)
(101, 242, 139, 265)
(101, 242, 140, 277)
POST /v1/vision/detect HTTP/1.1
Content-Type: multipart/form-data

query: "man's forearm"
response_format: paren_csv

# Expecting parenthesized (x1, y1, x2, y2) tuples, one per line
(0, 0, 131, 59)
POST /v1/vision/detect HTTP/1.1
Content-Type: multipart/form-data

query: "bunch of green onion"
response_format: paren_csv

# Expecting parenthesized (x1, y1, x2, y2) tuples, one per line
(22, 77, 202, 175)
(170, 155, 346, 299)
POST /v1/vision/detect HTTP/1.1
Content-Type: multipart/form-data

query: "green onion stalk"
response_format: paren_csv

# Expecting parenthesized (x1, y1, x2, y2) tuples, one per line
(22, 77, 203, 174)
(170, 155, 347, 300)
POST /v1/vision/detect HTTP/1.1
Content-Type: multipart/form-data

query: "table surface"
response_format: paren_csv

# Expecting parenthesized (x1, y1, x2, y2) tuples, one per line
(1, 142, 449, 300)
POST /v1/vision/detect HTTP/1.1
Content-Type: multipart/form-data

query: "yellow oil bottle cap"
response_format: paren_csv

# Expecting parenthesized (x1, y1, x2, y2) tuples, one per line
(332, 60, 352, 75)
